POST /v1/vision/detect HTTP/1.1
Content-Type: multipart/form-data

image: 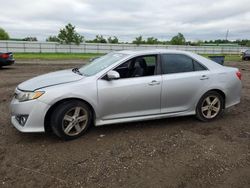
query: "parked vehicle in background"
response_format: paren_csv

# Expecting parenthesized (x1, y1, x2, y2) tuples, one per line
(0, 52, 15, 67)
(10, 50, 242, 140)
(241, 50, 250, 61)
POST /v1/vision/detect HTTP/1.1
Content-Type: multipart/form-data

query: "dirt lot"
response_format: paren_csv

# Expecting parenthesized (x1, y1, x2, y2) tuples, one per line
(0, 61, 250, 188)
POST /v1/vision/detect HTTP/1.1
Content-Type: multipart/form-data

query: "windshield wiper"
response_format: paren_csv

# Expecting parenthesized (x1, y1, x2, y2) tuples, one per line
(72, 68, 83, 76)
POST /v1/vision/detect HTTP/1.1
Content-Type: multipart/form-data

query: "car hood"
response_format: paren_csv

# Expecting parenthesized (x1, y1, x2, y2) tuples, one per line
(18, 69, 84, 91)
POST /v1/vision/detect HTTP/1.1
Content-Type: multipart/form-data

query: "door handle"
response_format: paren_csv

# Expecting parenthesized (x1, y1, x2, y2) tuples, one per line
(148, 80, 160, 86)
(200, 75, 209, 80)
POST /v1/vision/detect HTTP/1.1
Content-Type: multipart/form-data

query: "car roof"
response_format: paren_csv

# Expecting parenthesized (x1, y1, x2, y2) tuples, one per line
(117, 49, 193, 56)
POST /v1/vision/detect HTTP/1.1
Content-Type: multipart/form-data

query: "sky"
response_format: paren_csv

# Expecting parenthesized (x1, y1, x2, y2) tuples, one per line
(0, 0, 250, 42)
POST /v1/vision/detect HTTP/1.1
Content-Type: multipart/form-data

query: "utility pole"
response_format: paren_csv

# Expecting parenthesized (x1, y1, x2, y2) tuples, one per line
(225, 29, 229, 41)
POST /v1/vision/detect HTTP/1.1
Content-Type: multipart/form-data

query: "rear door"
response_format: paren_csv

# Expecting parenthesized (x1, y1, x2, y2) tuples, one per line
(160, 53, 210, 113)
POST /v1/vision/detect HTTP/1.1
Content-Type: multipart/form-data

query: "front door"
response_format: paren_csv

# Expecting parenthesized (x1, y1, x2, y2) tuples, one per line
(97, 54, 162, 120)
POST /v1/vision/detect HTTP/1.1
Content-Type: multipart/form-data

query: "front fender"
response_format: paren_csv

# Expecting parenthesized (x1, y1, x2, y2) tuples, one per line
(37, 80, 100, 118)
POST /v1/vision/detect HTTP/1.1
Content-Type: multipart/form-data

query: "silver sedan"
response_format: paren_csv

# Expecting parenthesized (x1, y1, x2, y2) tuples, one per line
(10, 50, 242, 140)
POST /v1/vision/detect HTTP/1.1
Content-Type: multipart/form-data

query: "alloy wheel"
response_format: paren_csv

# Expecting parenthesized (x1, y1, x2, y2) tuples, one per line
(201, 95, 221, 119)
(62, 107, 88, 136)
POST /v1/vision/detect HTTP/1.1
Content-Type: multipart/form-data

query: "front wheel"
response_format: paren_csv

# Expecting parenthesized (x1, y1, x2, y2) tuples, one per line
(196, 91, 224, 121)
(51, 100, 92, 140)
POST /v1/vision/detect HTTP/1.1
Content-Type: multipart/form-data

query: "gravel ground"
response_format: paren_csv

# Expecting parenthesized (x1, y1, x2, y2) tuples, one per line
(0, 61, 250, 188)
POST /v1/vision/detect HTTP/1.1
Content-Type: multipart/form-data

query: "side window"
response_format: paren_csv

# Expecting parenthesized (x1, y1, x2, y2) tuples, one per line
(114, 55, 157, 78)
(161, 54, 206, 74)
(161, 54, 193, 74)
(193, 60, 207, 71)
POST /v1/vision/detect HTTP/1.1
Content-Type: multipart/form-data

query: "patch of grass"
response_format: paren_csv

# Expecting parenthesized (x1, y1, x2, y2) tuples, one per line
(14, 53, 103, 60)
(224, 55, 242, 62)
(201, 54, 242, 62)
(14, 53, 243, 62)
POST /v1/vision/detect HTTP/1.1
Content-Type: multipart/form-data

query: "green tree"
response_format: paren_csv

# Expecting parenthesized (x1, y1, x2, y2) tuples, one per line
(146, 37, 158, 44)
(93, 35, 107, 43)
(23, 37, 37, 41)
(46, 36, 60, 42)
(170, 33, 186, 45)
(0, 28, 10, 40)
(57, 23, 84, 45)
(194, 40, 203, 46)
(107, 36, 119, 44)
(132, 35, 144, 45)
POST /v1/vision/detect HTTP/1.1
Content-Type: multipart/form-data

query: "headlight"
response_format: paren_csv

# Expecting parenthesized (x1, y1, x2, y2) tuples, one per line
(15, 90, 45, 102)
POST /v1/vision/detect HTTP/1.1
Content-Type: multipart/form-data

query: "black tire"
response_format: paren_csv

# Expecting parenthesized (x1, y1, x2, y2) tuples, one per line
(196, 91, 224, 122)
(50, 100, 92, 140)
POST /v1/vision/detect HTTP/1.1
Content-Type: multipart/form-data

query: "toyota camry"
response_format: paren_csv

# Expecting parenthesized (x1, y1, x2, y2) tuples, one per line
(10, 50, 242, 140)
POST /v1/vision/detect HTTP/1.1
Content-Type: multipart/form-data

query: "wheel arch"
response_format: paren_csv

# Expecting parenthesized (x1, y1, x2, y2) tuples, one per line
(44, 98, 96, 132)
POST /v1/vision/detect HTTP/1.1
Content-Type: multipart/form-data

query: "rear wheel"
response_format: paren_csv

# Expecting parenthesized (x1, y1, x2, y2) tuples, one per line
(51, 100, 92, 140)
(196, 91, 224, 121)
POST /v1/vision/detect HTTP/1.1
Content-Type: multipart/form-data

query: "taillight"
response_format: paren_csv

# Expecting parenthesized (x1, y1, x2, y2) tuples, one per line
(236, 71, 242, 80)
(0, 53, 9, 59)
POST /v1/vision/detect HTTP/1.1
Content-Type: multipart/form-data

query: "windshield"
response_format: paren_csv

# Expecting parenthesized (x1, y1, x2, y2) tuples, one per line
(79, 53, 128, 76)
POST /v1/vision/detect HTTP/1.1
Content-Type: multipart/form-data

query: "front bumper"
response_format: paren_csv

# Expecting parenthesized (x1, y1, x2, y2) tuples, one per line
(10, 98, 50, 132)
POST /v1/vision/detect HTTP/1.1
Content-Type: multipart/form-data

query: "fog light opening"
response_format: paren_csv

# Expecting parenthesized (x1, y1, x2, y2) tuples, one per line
(16, 115, 29, 126)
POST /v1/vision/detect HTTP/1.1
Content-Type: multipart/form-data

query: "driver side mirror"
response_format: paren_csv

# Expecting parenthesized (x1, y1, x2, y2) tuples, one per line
(107, 70, 120, 80)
